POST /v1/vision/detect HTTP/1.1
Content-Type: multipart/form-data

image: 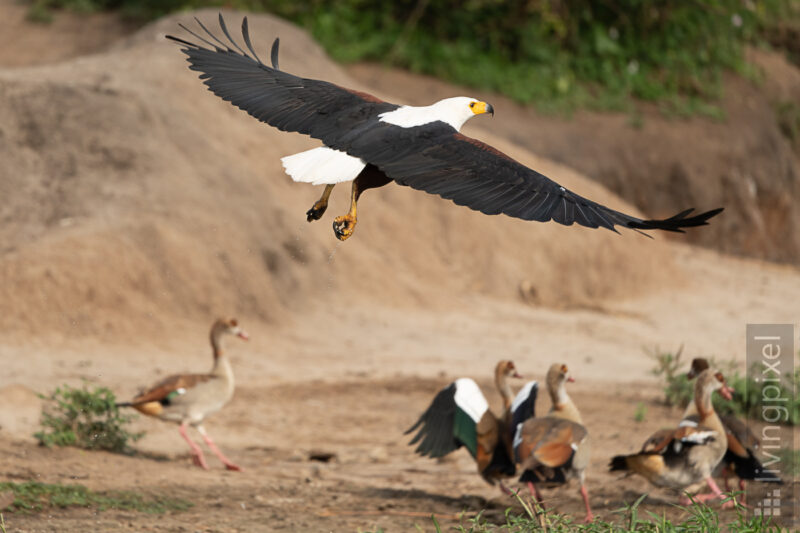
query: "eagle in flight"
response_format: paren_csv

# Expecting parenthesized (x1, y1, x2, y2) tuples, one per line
(168, 15, 722, 241)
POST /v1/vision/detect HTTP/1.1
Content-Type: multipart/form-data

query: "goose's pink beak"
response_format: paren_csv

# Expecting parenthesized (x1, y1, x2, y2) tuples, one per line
(237, 331, 250, 341)
(720, 385, 734, 401)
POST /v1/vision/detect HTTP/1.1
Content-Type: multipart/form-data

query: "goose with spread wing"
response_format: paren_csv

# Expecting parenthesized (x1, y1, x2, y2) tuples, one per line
(406, 360, 538, 495)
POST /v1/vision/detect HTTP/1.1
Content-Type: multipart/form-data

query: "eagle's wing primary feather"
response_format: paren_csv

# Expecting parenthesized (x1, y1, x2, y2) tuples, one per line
(166, 15, 397, 141)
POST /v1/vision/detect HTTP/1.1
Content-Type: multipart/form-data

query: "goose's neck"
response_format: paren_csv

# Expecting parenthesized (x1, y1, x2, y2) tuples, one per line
(548, 382, 583, 424)
(495, 373, 514, 411)
(695, 385, 716, 421)
(695, 385, 725, 440)
(549, 381, 568, 408)
(210, 330, 228, 373)
(212, 353, 234, 381)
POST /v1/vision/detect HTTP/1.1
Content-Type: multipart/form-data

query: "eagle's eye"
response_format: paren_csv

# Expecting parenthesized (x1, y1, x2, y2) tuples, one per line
(469, 102, 475, 108)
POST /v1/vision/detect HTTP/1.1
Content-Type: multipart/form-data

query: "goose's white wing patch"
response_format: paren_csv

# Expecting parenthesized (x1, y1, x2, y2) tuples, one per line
(511, 380, 538, 413)
(681, 430, 717, 444)
(513, 423, 524, 451)
(281, 146, 366, 185)
(453, 378, 489, 424)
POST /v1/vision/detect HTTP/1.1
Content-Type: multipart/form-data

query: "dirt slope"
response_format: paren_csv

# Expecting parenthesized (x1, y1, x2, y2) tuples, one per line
(0, 9, 687, 344)
(0, 0, 136, 68)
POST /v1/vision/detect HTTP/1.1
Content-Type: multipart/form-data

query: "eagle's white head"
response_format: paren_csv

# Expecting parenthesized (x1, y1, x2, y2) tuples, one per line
(379, 96, 494, 131)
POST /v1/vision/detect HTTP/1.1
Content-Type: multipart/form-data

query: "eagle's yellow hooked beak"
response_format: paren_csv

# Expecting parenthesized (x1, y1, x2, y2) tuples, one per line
(470, 101, 494, 116)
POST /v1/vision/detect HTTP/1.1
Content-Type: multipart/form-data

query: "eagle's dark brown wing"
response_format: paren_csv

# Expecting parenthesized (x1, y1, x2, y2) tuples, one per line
(170, 15, 723, 234)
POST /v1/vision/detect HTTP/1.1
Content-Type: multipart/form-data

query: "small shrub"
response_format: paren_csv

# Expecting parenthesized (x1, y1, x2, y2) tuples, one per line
(648, 345, 692, 408)
(35, 383, 143, 453)
(716, 365, 800, 425)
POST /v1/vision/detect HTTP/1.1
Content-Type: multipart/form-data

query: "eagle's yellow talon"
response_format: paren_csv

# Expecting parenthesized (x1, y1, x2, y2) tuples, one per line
(306, 200, 328, 222)
(307, 184, 334, 222)
(333, 214, 356, 241)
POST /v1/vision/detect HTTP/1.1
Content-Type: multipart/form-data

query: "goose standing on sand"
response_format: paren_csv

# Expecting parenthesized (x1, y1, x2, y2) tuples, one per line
(514, 363, 593, 522)
(406, 360, 539, 494)
(610, 368, 735, 506)
(684, 358, 782, 501)
(118, 318, 248, 470)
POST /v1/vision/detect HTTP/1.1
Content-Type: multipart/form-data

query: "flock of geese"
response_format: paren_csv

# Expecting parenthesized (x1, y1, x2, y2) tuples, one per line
(116, 319, 781, 523)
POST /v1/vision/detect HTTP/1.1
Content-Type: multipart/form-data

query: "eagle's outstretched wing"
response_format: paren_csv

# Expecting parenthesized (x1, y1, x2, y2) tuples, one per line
(169, 15, 723, 234)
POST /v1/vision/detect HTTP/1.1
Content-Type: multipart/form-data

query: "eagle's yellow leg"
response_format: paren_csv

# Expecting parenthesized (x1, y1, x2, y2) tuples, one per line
(306, 184, 335, 222)
(332, 181, 358, 241)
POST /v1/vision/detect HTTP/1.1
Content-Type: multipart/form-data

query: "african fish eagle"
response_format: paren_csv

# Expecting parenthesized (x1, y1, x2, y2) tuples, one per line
(167, 15, 723, 241)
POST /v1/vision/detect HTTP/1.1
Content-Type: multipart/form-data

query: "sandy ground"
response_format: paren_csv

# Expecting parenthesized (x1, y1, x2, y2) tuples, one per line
(0, 5, 798, 532)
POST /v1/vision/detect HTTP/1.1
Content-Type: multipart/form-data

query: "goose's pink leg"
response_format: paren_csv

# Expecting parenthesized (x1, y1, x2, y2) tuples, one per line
(580, 484, 595, 523)
(197, 425, 241, 471)
(498, 481, 514, 497)
(693, 477, 735, 509)
(738, 479, 748, 506)
(179, 422, 208, 469)
(723, 466, 732, 492)
(527, 481, 544, 504)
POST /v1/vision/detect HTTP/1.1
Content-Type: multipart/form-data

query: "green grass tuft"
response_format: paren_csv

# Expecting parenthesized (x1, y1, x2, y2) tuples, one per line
(35, 383, 144, 453)
(0, 481, 192, 514)
(421, 495, 782, 531)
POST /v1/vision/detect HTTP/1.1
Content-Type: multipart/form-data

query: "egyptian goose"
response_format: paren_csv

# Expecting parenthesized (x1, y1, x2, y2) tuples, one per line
(610, 367, 734, 505)
(513, 363, 593, 522)
(118, 318, 248, 470)
(685, 358, 782, 501)
(406, 360, 539, 494)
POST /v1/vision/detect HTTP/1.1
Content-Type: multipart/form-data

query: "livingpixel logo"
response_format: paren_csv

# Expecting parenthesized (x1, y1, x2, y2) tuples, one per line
(746, 324, 796, 524)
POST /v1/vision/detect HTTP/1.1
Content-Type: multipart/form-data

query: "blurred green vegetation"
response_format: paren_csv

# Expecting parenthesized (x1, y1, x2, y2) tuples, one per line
(35, 383, 143, 453)
(28, 0, 799, 114)
(0, 481, 192, 514)
(650, 348, 800, 426)
(363, 493, 777, 532)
